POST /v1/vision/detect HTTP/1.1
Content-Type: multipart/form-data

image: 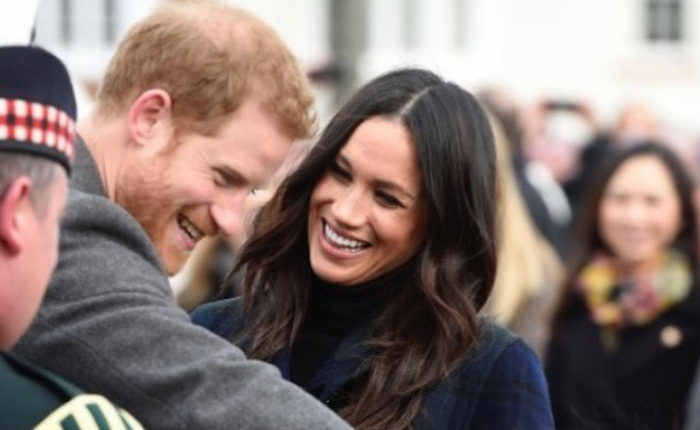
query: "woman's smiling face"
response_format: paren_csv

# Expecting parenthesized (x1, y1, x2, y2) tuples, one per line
(307, 116, 427, 286)
(598, 154, 682, 270)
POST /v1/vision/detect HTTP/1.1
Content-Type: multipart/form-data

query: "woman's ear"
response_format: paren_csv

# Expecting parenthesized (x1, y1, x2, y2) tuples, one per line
(0, 177, 33, 256)
(126, 89, 174, 149)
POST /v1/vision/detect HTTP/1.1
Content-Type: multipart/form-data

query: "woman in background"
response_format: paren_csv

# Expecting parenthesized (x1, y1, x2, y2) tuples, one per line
(546, 142, 700, 429)
(193, 68, 553, 429)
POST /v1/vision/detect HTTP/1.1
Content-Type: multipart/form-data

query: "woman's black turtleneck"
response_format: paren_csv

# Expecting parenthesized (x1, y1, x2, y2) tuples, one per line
(290, 265, 411, 388)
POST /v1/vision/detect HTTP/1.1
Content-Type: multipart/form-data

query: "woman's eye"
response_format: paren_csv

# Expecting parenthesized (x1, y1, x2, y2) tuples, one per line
(376, 191, 403, 208)
(606, 193, 627, 204)
(646, 196, 661, 206)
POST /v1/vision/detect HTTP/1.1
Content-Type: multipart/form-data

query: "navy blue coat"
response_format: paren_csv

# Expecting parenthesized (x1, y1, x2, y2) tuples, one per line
(547, 288, 700, 430)
(192, 299, 554, 429)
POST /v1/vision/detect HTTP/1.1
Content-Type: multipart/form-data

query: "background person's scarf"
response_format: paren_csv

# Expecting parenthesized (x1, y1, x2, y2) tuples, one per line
(577, 250, 691, 329)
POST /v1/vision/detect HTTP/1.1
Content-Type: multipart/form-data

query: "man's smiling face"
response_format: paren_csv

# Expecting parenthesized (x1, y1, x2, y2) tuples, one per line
(117, 100, 291, 275)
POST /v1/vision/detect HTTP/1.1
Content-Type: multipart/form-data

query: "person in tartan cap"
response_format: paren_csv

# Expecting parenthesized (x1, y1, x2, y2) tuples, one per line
(0, 45, 144, 430)
(0, 45, 74, 355)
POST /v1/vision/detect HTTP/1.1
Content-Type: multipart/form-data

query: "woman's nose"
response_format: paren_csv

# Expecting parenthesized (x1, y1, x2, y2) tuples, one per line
(330, 187, 367, 227)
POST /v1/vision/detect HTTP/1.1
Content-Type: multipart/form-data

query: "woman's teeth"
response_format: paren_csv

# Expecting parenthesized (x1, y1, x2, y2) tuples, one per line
(324, 222, 368, 251)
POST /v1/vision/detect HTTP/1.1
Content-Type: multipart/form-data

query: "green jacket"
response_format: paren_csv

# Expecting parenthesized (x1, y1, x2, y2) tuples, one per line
(0, 352, 143, 430)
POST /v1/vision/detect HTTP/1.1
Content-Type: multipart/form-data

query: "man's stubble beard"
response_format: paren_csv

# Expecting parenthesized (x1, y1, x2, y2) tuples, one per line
(114, 156, 180, 273)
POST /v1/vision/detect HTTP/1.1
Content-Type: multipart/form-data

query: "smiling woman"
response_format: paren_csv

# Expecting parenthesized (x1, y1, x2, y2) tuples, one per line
(191, 68, 554, 429)
(546, 142, 700, 429)
(307, 117, 426, 286)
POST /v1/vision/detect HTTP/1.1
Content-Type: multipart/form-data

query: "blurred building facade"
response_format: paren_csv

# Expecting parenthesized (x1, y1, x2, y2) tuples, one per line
(34, 0, 700, 133)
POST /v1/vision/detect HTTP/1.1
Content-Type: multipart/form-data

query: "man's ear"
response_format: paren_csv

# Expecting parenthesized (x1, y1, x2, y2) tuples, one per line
(126, 89, 174, 148)
(0, 177, 33, 256)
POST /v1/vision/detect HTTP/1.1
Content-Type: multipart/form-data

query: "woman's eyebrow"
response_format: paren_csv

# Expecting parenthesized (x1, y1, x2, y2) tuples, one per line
(336, 153, 352, 170)
(337, 153, 416, 201)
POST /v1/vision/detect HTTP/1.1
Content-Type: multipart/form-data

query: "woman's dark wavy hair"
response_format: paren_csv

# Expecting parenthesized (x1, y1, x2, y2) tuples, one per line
(554, 141, 698, 328)
(233, 68, 497, 429)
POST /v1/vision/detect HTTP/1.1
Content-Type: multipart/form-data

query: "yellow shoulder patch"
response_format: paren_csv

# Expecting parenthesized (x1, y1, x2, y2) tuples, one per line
(32, 394, 144, 430)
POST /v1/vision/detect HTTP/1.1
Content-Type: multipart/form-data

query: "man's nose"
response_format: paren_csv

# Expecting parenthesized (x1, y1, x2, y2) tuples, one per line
(210, 189, 247, 236)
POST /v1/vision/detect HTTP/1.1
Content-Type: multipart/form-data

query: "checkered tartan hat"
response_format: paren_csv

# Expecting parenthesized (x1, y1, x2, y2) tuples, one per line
(0, 46, 77, 174)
